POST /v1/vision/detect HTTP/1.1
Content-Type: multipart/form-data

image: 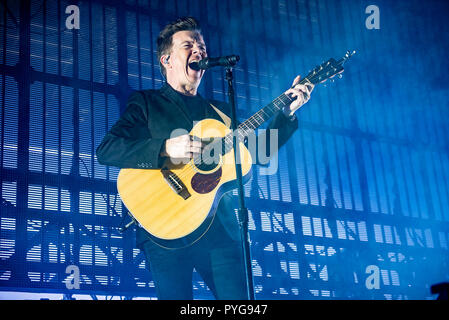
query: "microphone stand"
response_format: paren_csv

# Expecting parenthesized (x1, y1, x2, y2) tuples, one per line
(225, 67, 255, 300)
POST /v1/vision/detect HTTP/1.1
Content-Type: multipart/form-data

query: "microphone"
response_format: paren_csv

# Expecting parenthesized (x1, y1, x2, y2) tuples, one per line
(189, 55, 240, 70)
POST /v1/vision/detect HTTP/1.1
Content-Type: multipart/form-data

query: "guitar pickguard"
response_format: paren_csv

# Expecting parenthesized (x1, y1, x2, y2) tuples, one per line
(191, 167, 222, 194)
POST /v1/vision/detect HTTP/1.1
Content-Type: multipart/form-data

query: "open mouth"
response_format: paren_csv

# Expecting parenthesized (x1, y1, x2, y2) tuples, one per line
(187, 60, 204, 80)
(188, 59, 202, 72)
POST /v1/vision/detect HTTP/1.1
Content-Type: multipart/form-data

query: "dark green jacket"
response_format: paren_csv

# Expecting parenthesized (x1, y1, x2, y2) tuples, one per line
(96, 83, 298, 246)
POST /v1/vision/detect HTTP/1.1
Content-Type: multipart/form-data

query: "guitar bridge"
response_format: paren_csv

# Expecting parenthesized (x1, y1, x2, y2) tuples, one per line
(161, 168, 191, 200)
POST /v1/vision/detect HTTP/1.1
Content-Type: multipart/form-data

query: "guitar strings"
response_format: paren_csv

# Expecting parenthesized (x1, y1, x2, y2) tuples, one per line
(165, 72, 324, 187)
(165, 73, 323, 188)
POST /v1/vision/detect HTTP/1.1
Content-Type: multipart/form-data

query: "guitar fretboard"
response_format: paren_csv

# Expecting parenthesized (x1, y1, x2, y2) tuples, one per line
(221, 74, 317, 153)
(197, 71, 321, 162)
(226, 75, 315, 150)
(240, 93, 293, 132)
(197, 49, 356, 164)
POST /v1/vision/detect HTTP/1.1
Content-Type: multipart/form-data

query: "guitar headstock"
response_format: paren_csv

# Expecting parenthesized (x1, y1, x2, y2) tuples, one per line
(304, 50, 356, 85)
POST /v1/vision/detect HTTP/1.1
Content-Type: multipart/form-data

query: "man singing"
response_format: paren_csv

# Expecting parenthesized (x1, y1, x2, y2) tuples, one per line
(96, 17, 313, 300)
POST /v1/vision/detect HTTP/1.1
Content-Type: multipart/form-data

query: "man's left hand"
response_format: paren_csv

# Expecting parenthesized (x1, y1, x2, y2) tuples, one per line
(283, 75, 315, 117)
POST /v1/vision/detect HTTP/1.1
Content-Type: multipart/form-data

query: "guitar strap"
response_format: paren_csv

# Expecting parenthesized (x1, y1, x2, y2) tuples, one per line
(209, 103, 231, 128)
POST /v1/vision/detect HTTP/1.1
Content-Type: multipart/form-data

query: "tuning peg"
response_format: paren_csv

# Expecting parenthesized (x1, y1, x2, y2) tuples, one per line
(345, 50, 356, 58)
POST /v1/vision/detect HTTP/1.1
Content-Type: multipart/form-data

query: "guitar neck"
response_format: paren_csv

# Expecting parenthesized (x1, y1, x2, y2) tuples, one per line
(239, 76, 313, 132)
(238, 92, 292, 133)
(221, 77, 312, 152)
(219, 50, 358, 154)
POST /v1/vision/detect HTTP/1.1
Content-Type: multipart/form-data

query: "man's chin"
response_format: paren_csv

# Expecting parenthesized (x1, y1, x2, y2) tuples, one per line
(187, 68, 203, 79)
(187, 74, 203, 85)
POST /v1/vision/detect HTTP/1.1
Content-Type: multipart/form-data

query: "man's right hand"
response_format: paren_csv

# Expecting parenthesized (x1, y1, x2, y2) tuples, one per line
(161, 134, 204, 163)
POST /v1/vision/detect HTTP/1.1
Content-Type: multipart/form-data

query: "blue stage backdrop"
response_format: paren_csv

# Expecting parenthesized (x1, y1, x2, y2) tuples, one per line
(0, 0, 448, 300)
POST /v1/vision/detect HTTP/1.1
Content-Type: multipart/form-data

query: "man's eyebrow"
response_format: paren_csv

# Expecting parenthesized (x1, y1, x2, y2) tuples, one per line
(180, 40, 206, 47)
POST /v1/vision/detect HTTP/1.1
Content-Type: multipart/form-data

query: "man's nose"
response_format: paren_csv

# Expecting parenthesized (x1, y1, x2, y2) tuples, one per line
(192, 45, 206, 57)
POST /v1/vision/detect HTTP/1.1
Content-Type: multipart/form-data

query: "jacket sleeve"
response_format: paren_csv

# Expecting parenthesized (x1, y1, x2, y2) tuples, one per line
(266, 110, 298, 149)
(253, 111, 298, 167)
(96, 91, 166, 169)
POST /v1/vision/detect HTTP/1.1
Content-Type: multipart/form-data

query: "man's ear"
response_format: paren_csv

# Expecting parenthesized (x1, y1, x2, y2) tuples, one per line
(161, 55, 170, 66)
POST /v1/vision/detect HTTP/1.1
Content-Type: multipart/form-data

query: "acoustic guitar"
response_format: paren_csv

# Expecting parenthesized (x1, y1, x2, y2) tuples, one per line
(117, 51, 355, 249)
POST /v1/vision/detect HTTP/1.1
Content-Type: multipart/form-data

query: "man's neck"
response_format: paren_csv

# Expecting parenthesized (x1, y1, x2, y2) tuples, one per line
(167, 80, 198, 96)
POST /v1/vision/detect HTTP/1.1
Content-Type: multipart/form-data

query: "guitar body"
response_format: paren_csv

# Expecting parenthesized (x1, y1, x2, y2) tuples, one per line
(117, 119, 252, 249)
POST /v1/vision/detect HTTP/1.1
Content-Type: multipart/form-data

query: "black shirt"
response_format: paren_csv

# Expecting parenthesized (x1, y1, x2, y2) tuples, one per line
(175, 90, 210, 123)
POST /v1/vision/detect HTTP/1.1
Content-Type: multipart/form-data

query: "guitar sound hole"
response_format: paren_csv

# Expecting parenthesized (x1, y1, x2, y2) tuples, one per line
(193, 153, 219, 172)
(192, 138, 222, 172)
